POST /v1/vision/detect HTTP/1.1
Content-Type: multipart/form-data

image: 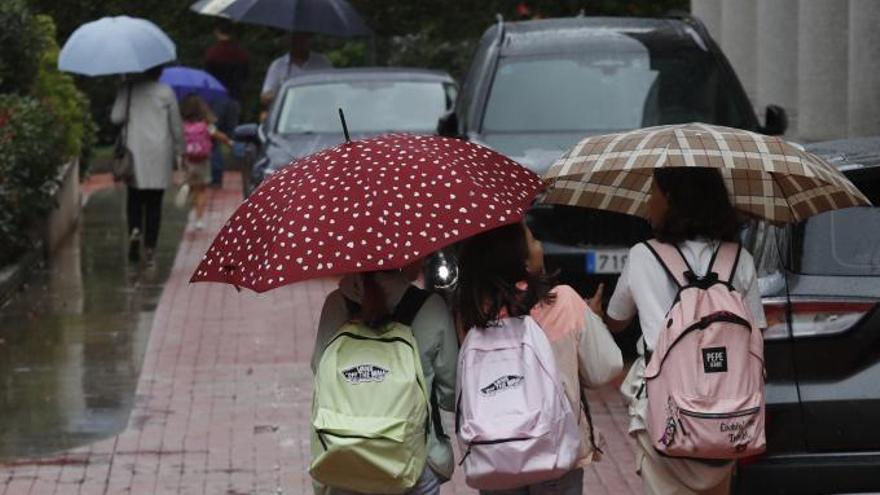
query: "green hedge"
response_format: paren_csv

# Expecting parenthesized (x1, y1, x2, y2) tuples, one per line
(0, 95, 65, 265)
(0, 3, 94, 266)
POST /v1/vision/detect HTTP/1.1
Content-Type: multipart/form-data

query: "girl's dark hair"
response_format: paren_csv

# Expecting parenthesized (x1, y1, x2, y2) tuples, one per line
(180, 94, 208, 122)
(358, 272, 390, 328)
(455, 223, 556, 330)
(652, 167, 741, 244)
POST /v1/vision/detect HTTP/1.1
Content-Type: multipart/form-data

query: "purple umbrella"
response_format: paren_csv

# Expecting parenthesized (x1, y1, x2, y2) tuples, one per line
(160, 66, 228, 103)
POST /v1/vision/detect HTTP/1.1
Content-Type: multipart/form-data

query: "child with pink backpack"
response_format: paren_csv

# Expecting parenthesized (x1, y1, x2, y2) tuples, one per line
(179, 94, 232, 230)
(454, 222, 623, 494)
(604, 168, 768, 495)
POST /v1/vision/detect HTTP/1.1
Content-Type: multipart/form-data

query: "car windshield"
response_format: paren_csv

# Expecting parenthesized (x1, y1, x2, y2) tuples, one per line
(793, 207, 880, 276)
(482, 41, 749, 134)
(275, 80, 453, 134)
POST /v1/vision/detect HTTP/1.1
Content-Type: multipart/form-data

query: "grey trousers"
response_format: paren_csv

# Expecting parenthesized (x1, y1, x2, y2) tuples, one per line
(479, 469, 584, 495)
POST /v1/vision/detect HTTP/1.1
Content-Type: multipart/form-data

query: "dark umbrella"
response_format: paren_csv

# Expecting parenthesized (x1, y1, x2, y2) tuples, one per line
(190, 0, 372, 36)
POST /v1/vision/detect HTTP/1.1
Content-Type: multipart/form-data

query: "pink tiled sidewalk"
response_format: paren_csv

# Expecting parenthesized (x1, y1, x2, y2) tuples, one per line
(1, 173, 641, 495)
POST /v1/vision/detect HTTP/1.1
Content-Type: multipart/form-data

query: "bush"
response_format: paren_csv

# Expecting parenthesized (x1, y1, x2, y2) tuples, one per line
(0, 95, 65, 265)
(0, 0, 44, 95)
(31, 15, 97, 171)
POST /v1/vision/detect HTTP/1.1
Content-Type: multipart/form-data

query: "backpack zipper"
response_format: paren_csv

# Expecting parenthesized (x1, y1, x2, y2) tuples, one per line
(677, 406, 761, 420)
(648, 311, 751, 376)
(458, 437, 532, 465)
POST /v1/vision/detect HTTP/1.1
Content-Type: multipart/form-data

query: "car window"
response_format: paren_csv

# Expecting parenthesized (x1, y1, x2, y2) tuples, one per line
(275, 81, 449, 134)
(741, 220, 788, 296)
(482, 43, 748, 134)
(792, 207, 880, 276)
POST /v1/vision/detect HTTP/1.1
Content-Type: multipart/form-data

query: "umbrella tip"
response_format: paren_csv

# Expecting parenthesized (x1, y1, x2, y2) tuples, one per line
(338, 108, 351, 143)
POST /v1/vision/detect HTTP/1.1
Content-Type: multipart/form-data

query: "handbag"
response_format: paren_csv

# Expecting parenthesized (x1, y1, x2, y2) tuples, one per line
(112, 84, 135, 185)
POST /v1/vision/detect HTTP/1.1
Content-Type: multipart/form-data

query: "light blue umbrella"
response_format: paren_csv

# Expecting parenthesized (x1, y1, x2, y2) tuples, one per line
(59, 16, 176, 76)
(190, 0, 371, 36)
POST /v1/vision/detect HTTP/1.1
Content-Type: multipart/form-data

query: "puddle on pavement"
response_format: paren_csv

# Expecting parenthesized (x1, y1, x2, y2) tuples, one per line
(0, 186, 188, 460)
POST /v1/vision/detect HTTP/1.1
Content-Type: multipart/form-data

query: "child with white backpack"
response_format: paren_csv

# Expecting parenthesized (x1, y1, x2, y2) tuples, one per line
(454, 222, 623, 494)
(604, 168, 768, 495)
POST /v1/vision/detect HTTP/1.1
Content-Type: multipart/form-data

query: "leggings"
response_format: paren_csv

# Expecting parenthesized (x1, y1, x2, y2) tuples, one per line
(127, 187, 164, 249)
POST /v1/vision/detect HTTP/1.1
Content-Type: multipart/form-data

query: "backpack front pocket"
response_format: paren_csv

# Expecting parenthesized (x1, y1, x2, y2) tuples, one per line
(657, 393, 765, 459)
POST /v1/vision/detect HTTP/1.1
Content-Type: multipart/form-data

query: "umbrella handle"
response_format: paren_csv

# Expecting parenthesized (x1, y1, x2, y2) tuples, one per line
(338, 108, 351, 143)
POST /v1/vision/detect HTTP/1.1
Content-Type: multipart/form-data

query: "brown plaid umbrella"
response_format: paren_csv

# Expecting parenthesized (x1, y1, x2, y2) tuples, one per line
(542, 123, 871, 224)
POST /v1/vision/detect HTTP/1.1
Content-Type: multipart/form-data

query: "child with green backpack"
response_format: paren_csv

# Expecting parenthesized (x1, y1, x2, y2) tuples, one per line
(310, 258, 459, 495)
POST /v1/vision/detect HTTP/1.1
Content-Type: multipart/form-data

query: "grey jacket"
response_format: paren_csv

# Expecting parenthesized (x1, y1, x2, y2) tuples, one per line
(312, 272, 459, 480)
(111, 81, 184, 189)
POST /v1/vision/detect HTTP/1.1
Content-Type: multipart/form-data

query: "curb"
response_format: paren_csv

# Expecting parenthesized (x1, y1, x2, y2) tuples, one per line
(0, 243, 42, 307)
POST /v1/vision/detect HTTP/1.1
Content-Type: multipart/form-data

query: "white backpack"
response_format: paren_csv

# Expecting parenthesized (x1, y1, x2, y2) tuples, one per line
(456, 316, 581, 491)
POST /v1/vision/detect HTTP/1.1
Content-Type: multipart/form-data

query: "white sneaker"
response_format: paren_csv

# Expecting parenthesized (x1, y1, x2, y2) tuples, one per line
(195, 220, 205, 230)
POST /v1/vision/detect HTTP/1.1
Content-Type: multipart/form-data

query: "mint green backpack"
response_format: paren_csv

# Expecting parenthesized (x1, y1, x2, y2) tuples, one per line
(310, 287, 431, 494)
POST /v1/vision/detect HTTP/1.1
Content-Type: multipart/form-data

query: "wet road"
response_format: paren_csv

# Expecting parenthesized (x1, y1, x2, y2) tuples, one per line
(0, 185, 187, 460)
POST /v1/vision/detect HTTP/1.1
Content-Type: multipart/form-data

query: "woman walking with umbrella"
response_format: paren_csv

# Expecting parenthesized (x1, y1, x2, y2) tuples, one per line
(59, 15, 183, 265)
(111, 66, 184, 264)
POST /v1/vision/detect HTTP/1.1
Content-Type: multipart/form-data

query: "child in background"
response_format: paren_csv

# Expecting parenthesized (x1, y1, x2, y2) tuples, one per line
(180, 94, 232, 230)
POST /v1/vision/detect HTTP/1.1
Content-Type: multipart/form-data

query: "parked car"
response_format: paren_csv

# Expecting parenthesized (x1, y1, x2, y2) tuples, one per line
(436, 13, 788, 350)
(236, 68, 457, 196)
(437, 15, 786, 282)
(734, 137, 880, 494)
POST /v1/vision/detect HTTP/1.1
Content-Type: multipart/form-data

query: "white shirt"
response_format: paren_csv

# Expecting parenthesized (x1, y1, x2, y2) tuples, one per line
(607, 240, 767, 351)
(261, 52, 332, 96)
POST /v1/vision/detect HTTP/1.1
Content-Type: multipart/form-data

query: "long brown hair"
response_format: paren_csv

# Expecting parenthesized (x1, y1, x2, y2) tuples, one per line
(652, 167, 741, 244)
(455, 223, 556, 330)
(357, 272, 390, 328)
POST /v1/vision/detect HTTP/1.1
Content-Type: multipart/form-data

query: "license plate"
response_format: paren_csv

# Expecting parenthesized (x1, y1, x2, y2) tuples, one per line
(586, 249, 629, 274)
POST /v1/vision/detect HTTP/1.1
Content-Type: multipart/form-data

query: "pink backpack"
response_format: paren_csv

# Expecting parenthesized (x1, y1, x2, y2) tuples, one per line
(183, 121, 212, 162)
(456, 316, 581, 491)
(643, 240, 765, 460)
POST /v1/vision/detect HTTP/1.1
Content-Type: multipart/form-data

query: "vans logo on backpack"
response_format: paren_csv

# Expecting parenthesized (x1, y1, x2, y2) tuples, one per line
(480, 375, 524, 396)
(702, 347, 728, 373)
(341, 364, 390, 384)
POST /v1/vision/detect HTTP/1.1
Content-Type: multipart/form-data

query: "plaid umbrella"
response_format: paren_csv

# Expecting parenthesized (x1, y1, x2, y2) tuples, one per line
(191, 133, 543, 292)
(542, 123, 871, 224)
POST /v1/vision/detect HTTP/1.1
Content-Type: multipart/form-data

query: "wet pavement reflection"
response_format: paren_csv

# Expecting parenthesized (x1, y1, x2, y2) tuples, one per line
(0, 185, 187, 460)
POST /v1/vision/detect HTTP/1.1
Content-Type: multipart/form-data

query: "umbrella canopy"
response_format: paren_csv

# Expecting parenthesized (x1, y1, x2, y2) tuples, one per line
(190, 0, 372, 36)
(191, 133, 544, 292)
(542, 123, 871, 224)
(160, 66, 228, 102)
(59, 16, 176, 76)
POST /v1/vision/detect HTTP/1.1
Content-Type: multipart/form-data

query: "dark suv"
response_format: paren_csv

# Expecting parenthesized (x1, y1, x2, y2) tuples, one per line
(735, 137, 880, 494)
(438, 14, 787, 298)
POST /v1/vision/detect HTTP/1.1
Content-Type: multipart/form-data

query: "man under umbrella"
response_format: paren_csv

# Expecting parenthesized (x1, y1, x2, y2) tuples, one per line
(260, 32, 331, 106)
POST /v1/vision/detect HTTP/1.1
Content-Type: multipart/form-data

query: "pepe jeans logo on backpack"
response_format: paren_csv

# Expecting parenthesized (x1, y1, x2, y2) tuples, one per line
(480, 375, 524, 396)
(341, 364, 390, 384)
(702, 347, 728, 373)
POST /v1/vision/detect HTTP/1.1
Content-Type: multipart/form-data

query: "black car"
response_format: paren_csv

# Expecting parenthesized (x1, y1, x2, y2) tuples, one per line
(734, 137, 880, 494)
(236, 68, 457, 196)
(438, 14, 787, 297)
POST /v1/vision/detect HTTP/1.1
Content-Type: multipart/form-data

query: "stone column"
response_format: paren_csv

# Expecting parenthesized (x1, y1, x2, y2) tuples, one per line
(848, 0, 880, 137)
(756, 0, 798, 135)
(721, 0, 758, 106)
(798, 0, 848, 141)
(691, 0, 722, 41)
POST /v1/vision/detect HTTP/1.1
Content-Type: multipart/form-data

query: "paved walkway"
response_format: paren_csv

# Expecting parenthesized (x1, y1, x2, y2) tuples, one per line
(0, 173, 641, 495)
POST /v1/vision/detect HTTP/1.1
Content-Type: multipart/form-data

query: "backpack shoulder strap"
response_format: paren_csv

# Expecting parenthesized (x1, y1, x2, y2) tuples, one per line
(709, 242, 742, 285)
(391, 286, 432, 327)
(643, 239, 690, 288)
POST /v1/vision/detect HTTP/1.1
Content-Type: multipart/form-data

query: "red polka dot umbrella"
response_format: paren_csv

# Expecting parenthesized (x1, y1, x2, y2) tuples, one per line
(190, 133, 544, 292)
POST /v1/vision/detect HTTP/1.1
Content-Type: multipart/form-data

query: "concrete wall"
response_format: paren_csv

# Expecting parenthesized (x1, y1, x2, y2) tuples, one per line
(45, 161, 81, 255)
(691, 0, 880, 142)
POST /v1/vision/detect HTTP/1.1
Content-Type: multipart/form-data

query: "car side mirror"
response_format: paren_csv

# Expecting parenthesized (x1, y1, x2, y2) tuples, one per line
(234, 123, 261, 144)
(437, 110, 461, 138)
(762, 105, 788, 136)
